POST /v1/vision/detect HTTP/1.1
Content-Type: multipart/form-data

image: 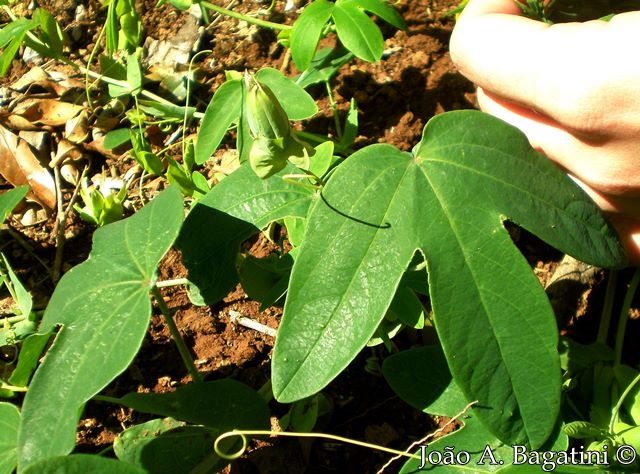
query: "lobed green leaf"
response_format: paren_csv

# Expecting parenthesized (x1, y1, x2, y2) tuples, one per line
(17, 187, 184, 470)
(272, 110, 626, 449)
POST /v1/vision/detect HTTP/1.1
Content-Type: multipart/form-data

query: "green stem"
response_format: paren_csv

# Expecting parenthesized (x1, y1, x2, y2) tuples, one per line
(92, 394, 122, 405)
(325, 81, 343, 141)
(614, 269, 640, 366)
(155, 278, 190, 288)
(597, 270, 619, 344)
(0, 314, 27, 324)
(151, 286, 203, 383)
(200, 1, 291, 31)
(610, 371, 640, 432)
(0, 381, 27, 392)
(257, 379, 273, 403)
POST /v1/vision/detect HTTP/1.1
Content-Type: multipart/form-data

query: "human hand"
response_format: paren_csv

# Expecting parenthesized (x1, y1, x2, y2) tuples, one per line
(449, 0, 640, 265)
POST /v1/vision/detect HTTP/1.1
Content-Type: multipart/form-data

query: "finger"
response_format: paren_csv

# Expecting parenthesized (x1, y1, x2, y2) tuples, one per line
(477, 93, 640, 265)
(450, 3, 640, 131)
(476, 88, 640, 198)
(458, 0, 522, 17)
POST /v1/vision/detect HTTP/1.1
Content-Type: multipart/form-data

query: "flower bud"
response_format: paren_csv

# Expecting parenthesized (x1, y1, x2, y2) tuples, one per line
(244, 73, 292, 140)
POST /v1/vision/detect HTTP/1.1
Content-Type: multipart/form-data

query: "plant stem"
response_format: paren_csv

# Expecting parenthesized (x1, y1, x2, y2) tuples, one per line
(610, 371, 640, 432)
(151, 286, 203, 383)
(0, 381, 27, 392)
(325, 81, 343, 141)
(92, 394, 122, 405)
(200, 1, 291, 31)
(614, 269, 640, 366)
(597, 270, 618, 344)
(155, 277, 190, 288)
(0, 314, 27, 324)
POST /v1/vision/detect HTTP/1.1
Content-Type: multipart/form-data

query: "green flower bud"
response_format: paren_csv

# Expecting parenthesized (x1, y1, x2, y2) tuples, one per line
(244, 73, 292, 140)
(244, 72, 315, 179)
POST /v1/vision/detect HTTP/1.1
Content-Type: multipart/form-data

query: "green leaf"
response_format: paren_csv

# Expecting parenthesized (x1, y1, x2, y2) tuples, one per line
(0, 185, 28, 224)
(166, 156, 195, 196)
(7, 333, 51, 387)
(0, 18, 35, 77)
(290, 0, 335, 71)
(195, 78, 242, 165)
(255, 68, 318, 120)
(333, 2, 383, 63)
(0, 18, 34, 48)
(17, 187, 184, 469)
(126, 52, 142, 95)
(177, 163, 314, 305)
(114, 380, 269, 430)
(114, 418, 226, 474)
(383, 345, 464, 415)
(341, 0, 407, 30)
(33, 8, 64, 57)
(387, 285, 424, 329)
(272, 110, 626, 449)
(0, 402, 19, 474)
(1, 254, 32, 318)
(103, 128, 132, 149)
(22, 455, 146, 474)
(295, 46, 354, 88)
(136, 99, 196, 119)
(383, 346, 573, 474)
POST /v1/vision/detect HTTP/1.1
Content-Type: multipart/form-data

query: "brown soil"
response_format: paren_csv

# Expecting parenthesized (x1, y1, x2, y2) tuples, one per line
(1, 1, 636, 473)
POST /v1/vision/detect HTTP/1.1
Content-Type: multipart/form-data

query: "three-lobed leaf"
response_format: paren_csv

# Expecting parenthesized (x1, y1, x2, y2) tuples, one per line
(271, 110, 626, 449)
(17, 187, 184, 470)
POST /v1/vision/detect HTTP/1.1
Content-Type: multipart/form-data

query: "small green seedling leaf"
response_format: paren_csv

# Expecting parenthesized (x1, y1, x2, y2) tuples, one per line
(7, 332, 51, 387)
(103, 128, 132, 150)
(21, 455, 146, 474)
(0, 402, 19, 474)
(195, 78, 243, 165)
(17, 187, 183, 470)
(0, 19, 36, 76)
(295, 46, 354, 88)
(272, 110, 626, 449)
(177, 163, 314, 305)
(332, 1, 384, 64)
(1, 253, 33, 322)
(290, 0, 335, 71)
(0, 185, 28, 224)
(31, 8, 65, 58)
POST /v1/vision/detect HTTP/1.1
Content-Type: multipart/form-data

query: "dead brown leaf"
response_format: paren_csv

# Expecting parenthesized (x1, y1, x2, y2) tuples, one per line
(0, 124, 56, 209)
(11, 98, 84, 127)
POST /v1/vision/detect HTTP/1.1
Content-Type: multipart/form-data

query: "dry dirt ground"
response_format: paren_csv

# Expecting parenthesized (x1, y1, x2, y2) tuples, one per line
(1, 1, 638, 473)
